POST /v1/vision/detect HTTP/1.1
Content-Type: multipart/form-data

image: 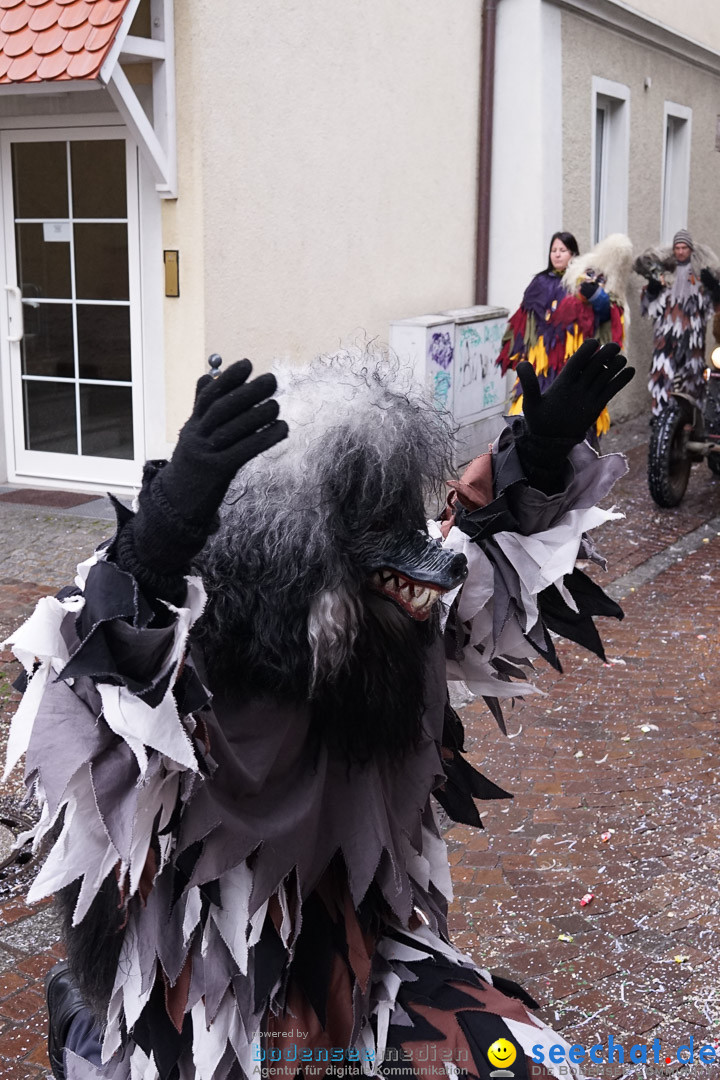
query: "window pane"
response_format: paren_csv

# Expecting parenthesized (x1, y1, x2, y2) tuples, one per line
(80, 384, 134, 459)
(24, 380, 77, 454)
(16, 223, 72, 299)
(22, 303, 74, 378)
(74, 224, 129, 300)
(77, 305, 131, 381)
(12, 142, 68, 219)
(71, 141, 127, 219)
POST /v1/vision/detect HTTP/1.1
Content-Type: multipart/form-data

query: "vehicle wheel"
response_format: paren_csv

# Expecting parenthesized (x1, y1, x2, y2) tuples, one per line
(708, 452, 720, 476)
(648, 403, 692, 507)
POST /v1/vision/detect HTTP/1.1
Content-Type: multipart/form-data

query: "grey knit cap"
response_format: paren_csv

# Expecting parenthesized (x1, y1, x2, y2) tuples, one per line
(673, 229, 694, 250)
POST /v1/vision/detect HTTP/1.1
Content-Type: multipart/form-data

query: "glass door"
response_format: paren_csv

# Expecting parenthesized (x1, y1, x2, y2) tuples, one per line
(1, 129, 143, 487)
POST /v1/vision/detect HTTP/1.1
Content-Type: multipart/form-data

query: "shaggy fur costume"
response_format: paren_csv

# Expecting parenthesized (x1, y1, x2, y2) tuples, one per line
(4, 352, 629, 1080)
(634, 242, 720, 414)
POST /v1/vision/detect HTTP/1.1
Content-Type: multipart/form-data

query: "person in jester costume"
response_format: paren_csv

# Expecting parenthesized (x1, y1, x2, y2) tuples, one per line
(3, 338, 633, 1080)
(499, 233, 632, 442)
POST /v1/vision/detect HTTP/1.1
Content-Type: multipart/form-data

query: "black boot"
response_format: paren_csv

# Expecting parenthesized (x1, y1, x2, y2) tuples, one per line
(45, 961, 87, 1080)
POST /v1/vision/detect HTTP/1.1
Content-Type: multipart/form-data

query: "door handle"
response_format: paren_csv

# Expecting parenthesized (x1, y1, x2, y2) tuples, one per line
(4, 285, 24, 343)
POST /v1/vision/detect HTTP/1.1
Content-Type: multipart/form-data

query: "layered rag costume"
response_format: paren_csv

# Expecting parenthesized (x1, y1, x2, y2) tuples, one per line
(3, 344, 633, 1080)
(634, 229, 720, 415)
(498, 234, 633, 438)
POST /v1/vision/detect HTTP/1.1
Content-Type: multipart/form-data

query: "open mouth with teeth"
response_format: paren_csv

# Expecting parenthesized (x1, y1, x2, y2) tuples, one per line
(369, 569, 446, 621)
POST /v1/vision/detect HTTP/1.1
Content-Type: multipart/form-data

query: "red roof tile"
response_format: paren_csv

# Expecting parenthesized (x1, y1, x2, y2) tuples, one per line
(1, 4, 30, 30)
(29, 3, 65, 33)
(62, 22, 89, 50)
(33, 22, 65, 52)
(89, 0, 126, 26)
(4, 22, 33, 52)
(0, 0, 131, 84)
(84, 20, 113, 50)
(58, 0, 92, 29)
(8, 47, 38, 77)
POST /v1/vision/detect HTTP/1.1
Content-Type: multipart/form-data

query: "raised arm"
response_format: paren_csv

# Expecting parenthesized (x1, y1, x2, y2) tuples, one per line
(114, 360, 287, 604)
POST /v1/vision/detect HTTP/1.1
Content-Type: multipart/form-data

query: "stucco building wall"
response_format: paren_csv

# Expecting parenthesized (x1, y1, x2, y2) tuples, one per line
(160, 0, 482, 436)
(625, 0, 720, 52)
(561, 8, 720, 419)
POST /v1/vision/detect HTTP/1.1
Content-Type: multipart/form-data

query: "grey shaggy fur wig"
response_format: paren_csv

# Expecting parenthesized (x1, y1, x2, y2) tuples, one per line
(192, 347, 455, 703)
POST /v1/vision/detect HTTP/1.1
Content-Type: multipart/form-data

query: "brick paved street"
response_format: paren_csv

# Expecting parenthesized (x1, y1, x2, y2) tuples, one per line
(0, 430, 719, 1078)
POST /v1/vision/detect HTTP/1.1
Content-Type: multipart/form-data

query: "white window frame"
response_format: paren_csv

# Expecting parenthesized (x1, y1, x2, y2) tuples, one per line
(590, 77, 630, 243)
(661, 101, 692, 245)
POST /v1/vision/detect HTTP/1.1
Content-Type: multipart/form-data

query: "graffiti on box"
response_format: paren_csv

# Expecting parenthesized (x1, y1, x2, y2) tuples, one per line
(454, 319, 506, 421)
(428, 331, 454, 408)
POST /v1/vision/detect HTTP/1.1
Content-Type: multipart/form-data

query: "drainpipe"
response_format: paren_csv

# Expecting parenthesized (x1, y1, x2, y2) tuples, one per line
(474, 0, 500, 305)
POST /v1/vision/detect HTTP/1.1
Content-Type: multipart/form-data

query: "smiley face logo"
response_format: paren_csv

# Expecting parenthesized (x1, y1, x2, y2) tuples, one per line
(487, 1039, 517, 1069)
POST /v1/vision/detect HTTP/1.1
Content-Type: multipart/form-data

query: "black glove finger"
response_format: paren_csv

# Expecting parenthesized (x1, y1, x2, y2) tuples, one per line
(585, 348, 627, 394)
(557, 338, 602, 385)
(198, 372, 279, 436)
(207, 398, 281, 451)
(194, 374, 214, 405)
(596, 366, 635, 411)
(217, 419, 289, 472)
(193, 359, 253, 419)
(516, 362, 542, 414)
(578, 341, 622, 388)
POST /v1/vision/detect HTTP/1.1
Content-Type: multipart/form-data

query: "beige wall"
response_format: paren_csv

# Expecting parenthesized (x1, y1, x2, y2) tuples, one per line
(562, 9, 720, 419)
(626, 0, 720, 53)
(161, 0, 208, 440)
(162, 0, 482, 437)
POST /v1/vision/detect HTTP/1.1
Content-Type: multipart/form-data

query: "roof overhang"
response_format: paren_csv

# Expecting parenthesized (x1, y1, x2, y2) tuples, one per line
(0, 0, 177, 198)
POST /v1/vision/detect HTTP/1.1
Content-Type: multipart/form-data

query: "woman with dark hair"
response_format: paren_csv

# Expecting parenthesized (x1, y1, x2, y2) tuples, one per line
(496, 231, 579, 388)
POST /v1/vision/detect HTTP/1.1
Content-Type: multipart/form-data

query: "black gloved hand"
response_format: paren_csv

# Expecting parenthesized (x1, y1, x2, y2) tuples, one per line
(646, 277, 663, 300)
(701, 268, 720, 305)
(115, 360, 288, 597)
(514, 339, 634, 494)
(579, 280, 599, 300)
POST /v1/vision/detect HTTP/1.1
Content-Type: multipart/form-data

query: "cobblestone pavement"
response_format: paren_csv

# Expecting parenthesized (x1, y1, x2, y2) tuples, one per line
(0, 432, 719, 1078)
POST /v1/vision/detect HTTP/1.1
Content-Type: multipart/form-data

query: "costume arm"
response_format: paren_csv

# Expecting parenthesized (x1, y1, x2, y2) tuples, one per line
(438, 340, 631, 720)
(438, 424, 625, 692)
(2, 361, 287, 925)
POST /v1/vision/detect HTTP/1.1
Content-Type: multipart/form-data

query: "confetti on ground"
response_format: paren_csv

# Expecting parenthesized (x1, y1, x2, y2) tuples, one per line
(558, 933, 574, 943)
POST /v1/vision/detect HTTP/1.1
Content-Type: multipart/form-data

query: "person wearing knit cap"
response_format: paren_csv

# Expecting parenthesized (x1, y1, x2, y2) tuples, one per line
(634, 228, 720, 415)
(673, 228, 694, 251)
